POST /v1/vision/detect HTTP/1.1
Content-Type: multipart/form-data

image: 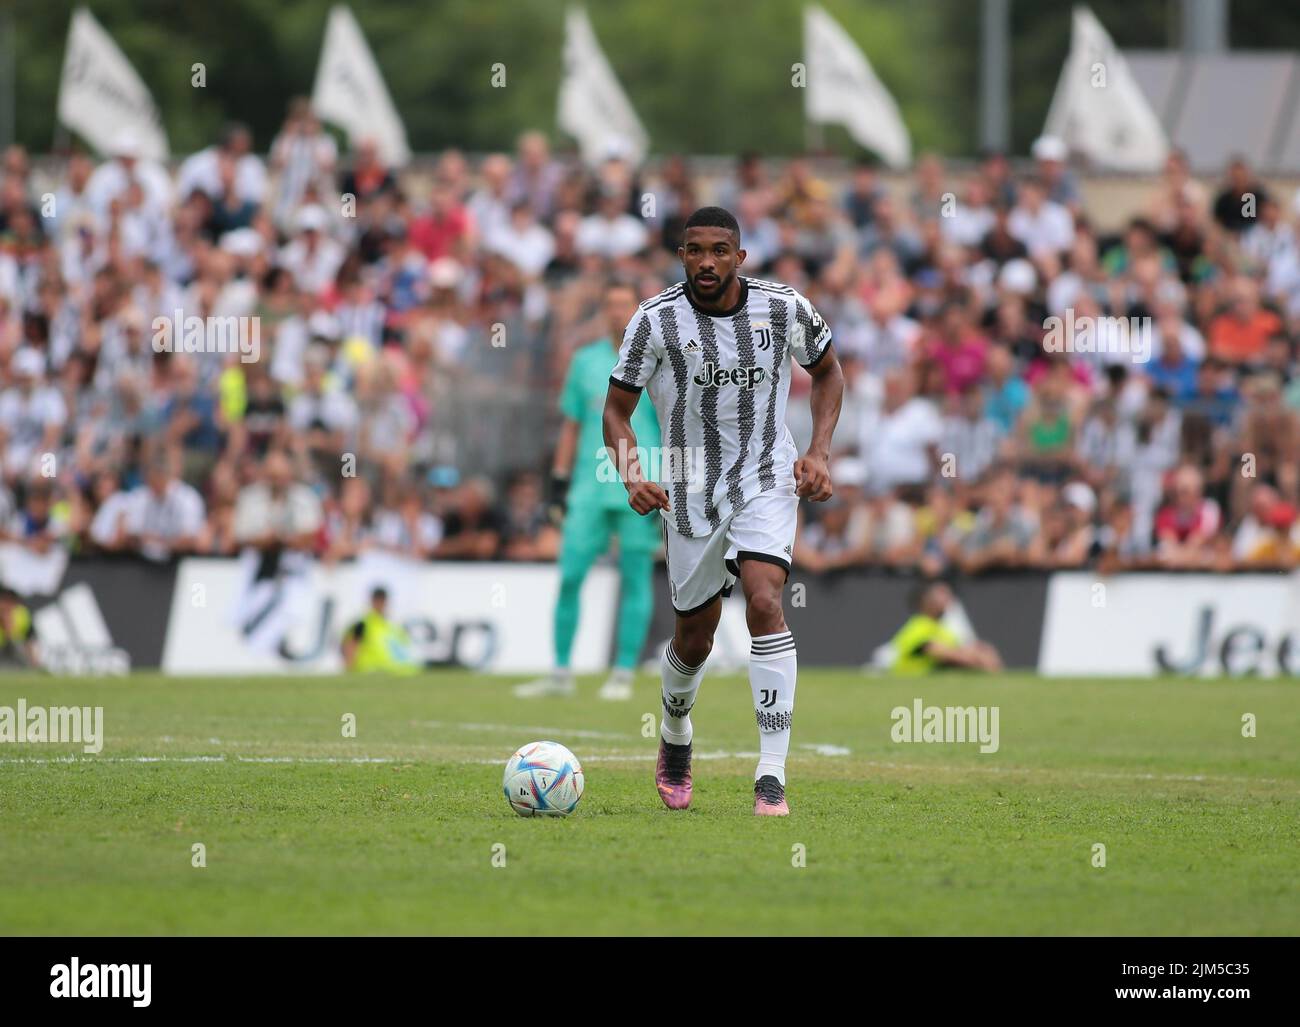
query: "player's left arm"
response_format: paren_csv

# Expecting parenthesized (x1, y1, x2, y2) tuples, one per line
(795, 346, 843, 502)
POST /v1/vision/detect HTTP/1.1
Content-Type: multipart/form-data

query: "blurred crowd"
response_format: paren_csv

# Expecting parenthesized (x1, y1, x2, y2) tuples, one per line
(1, 101, 1300, 575)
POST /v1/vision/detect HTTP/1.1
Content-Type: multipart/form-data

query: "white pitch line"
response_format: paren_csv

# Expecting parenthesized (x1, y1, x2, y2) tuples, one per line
(420, 720, 633, 741)
(854, 758, 1299, 790)
(1, 752, 1291, 791)
(468, 750, 762, 765)
(0, 752, 754, 766)
(0, 755, 395, 765)
(0, 755, 227, 764)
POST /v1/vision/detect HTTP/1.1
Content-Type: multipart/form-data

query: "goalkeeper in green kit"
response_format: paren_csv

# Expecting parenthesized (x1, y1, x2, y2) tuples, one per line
(515, 280, 662, 700)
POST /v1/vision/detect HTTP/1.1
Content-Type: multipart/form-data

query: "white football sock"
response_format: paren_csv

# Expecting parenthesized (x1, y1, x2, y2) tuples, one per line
(660, 641, 705, 745)
(750, 630, 797, 786)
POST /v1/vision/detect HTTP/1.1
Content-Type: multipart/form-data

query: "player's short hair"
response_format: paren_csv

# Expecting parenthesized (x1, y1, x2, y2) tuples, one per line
(683, 206, 740, 242)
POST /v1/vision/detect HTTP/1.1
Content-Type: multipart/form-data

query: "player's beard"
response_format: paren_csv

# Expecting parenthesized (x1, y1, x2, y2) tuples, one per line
(689, 268, 732, 302)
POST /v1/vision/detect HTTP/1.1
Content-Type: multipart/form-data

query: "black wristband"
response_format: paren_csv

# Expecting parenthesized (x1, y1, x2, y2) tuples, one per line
(549, 475, 570, 521)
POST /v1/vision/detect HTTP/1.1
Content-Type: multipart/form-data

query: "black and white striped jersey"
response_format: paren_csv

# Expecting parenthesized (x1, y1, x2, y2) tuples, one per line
(610, 276, 833, 538)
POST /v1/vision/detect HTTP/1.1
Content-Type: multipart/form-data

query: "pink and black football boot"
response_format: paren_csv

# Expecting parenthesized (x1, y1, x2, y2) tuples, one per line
(655, 738, 693, 810)
(753, 775, 789, 816)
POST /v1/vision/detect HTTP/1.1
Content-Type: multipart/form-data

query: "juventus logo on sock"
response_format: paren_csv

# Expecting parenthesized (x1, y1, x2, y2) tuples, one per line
(663, 694, 693, 718)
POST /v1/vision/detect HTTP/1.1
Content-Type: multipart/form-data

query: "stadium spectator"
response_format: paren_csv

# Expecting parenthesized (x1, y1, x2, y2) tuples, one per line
(498, 470, 559, 561)
(1211, 157, 1268, 234)
(1145, 318, 1200, 402)
(86, 130, 172, 219)
(371, 480, 442, 560)
(44, 151, 96, 242)
(1207, 276, 1283, 366)
(1034, 481, 1097, 569)
(4, 480, 67, 554)
(279, 204, 345, 295)
(507, 131, 564, 221)
(1231, 372, 1299, 514)
(196, 461, 240, 556)
(862, 365, 942, 497)
(1146, 149, 1208, 233)
(269, 98, 338, 231)
(1007, 176, 1075, 259)
(942, 176, 996, 248)
(435, 477, 503, 559)
(575, 185, 647, 259)
(956, 466, 1038, 573)
(86, 470, 132, 553)
(794, 492, 870, 573)
(339, 138, 396, 205)
(409, 177, 475, 264)
(122, 453, 205, 562)
(485, 200, 556, 279)
(1030, 135, 1081, 212)
(233, 449, 322, 554)
(319, 475, 372, 563)
(924, 295, 989, 395)
(287, 344, 358, 468)
(1077, 395, 1136, 493)
(939, 386, 999, 484)
(1153, 464, 1221, 568)
(1015, 359, 1081, 485)
(0, 347, 65, 484)
(843, 157, 885, 230)
(1232, 482, 1298, 569)
(177, 122, 268, 208)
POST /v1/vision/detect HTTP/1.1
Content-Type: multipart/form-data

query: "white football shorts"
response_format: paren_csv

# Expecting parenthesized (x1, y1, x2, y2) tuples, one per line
(663, 487, 799, 615)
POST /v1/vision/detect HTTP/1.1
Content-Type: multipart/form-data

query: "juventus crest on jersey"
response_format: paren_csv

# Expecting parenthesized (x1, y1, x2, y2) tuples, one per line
(610, 276, 833, 538)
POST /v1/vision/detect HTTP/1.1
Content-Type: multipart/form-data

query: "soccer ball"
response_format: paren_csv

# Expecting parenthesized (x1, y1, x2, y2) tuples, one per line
(502, 741, 585, 817)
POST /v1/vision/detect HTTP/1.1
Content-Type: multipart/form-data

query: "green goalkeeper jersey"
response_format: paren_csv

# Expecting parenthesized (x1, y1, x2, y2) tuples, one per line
(560, 338, 661, 510)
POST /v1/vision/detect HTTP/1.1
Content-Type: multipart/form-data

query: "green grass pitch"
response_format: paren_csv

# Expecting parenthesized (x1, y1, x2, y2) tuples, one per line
(0, 671, 1296, 935)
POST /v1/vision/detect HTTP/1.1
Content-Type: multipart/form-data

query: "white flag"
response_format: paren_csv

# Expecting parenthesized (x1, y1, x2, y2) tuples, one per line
(557, 7, 649, 166)
(311, 6, 411, 167)
(804, 5, 910, 169)
(1043, 5, 1167, 171)
(56, 8, 169, 162)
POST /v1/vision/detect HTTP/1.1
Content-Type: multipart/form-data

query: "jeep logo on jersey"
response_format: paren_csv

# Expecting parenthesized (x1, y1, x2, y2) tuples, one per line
(692, 361, 767, 389)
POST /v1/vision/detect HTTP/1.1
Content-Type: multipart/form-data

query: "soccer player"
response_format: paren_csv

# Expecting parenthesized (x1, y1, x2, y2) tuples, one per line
(515, 280, 663, 700)
(602, 206, 844, 816)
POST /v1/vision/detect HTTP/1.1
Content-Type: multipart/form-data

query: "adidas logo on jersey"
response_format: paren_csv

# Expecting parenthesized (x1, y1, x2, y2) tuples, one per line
(692, 361, 767, 390)
(683, 339, 701, 354)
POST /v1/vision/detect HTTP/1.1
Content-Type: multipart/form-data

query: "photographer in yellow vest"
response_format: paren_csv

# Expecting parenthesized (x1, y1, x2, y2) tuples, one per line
(341, 587, 419, 674)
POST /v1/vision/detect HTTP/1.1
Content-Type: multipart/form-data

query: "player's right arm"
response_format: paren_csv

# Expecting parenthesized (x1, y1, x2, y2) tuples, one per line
(603, 384, 668, 514)
(604, 308, 668, 515)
